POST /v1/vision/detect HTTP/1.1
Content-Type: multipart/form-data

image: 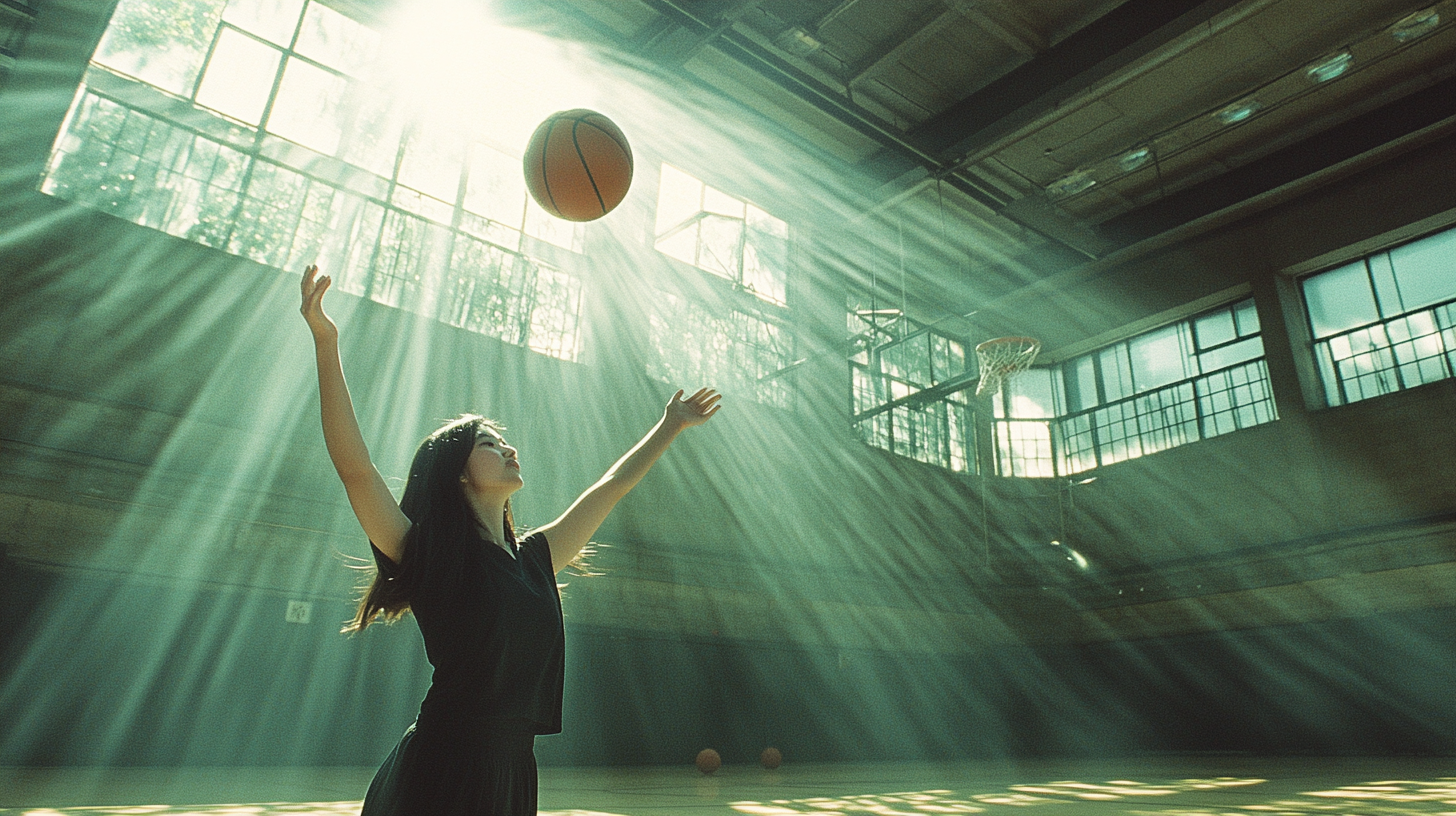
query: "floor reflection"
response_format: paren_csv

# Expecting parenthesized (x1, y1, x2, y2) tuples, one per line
(3, 767, 1454, 816)
(3, 807, 639, 816)
(726, 774, 1456, 816)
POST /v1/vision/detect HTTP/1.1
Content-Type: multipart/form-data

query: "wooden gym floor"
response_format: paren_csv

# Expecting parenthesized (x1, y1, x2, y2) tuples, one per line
(1, 755, 1453, 815)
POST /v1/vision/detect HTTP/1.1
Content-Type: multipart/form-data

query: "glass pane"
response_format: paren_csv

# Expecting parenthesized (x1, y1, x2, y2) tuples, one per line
(465, 142, 527, 229)
(267, 57, 348, 155)
(1313, 342, 1342, 406)
(459, 210, 521, 251)
(194, 27, 283, 125)
(1005, 367, 1056, 419)
(1233, 298, 1260, 336)
(1128, 324, 1191, 392)
(1100, 346, 1133, 402)
(702, 185, 743, 217)
(93, 0, 227, 96)
(42, 94, 248, 247)
(392, 187, 453, 224)
(655, 219, 697, 265)
(1193, 306, 1236, 349)
(1389, 228, 1456, 314)
(1133, 384, 1197, 454)
(397, 123, 465, 204)
(698, 213, 742, 279)
(997, 420, 1054, 477)
(524, 196, 585, 253)
(881, 336, 929, 390)
(743, 204, 788, 304)
(930, 334, 965, 383)
(1383, 310, 1436, 344)
(851, 365, 874, 415)
(1057, 413, 1095, 475)
(371, 209, 449, 308)
(335, 87, 405, 178)
(653, 300, 791, 407)
(445, 239, 531, 340)
(228, 159, 309, 266)
(222, 0, 305, 45)
(295, 1, 380, 76)
(301, 185, 372, 281)
(948, 403, 970, 473)
(1198, 335, 1264, 372)
(1304, 260, 1378, 338)
(1065, 354, 1098, 412)
(1388, 312, 1449, 387)
(1334, 325, 1399, 402)
(655, 164, 701, 237)
(1368, 251, 1401, 318)
(332, 198, 385, 296)
(527, 266, 585, 362)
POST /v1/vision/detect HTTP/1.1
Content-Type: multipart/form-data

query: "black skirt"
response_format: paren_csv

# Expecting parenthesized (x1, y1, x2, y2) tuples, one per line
(360, 719, 538, 816)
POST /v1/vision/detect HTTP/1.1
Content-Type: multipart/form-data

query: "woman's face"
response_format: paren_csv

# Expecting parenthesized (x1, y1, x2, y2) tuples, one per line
(460, 426, 523, 495)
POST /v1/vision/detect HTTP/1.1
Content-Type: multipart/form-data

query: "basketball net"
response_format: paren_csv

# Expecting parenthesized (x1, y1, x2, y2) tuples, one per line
(974, 336, 1042, 397)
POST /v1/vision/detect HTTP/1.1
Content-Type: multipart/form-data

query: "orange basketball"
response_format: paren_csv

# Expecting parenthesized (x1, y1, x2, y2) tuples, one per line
(523, 109, 633, 222)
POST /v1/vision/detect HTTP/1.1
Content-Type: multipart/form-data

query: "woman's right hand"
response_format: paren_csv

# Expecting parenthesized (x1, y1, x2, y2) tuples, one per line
(300, 264, 338, 342)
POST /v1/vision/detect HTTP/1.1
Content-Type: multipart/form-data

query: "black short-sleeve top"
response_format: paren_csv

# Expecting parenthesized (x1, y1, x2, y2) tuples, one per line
(374, 530, 565, 736)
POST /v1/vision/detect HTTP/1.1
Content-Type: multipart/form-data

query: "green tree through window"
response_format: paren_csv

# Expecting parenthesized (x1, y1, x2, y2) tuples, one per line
(44, 0, 588, 362)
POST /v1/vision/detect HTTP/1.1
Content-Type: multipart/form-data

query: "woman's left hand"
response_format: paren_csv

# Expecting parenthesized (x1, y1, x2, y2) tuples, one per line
(665, 387, 722, 430)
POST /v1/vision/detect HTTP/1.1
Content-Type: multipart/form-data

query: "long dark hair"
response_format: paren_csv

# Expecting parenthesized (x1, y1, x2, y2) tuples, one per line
(343, 414, 516, 634)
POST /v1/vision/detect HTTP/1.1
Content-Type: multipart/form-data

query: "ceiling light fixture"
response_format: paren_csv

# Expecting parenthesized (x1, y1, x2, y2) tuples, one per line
(1046, 170, 1096, 197)
(1076, 4, 1441, 194)
(1306, 51, 1354, 82)
(776, 26, 823, 56)
(1213, 99, 1264, 125)
(1389, 8, 1440, 42)
(1118, 146, 1152, 172)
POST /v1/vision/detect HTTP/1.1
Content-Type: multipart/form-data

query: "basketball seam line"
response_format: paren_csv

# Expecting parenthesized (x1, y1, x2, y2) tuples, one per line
(571, 119, 608, 216)
(585, 113, 632, 166)
(540, 118, 562, 217)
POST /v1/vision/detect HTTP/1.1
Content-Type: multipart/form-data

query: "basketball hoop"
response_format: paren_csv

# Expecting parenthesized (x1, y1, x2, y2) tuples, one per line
(974, 336, 1042, 396)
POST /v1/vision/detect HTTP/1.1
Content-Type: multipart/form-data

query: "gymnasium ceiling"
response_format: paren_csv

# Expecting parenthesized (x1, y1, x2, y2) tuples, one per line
(481, 0, 1456, 282)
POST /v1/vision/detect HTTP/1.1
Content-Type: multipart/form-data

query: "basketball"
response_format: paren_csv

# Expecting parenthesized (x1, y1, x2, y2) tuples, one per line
(695, 747, 721, 775)
(760, 746, 782, 769)
(523, 109, 633, 222)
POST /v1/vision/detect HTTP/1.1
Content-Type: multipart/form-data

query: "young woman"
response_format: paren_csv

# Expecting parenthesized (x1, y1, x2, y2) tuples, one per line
(299, 264, 720, 814)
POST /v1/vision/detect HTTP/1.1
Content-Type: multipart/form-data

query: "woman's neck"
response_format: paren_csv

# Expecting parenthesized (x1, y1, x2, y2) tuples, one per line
(465, 494, 511, 552)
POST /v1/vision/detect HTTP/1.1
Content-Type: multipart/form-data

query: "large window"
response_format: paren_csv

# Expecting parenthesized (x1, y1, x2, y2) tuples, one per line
(648, 163, 796, 408)
(996, 298, 1276, 476)
(654, 164, 789, 306)
(849, 307, 975, 473)
(1302, 226, 1456, 406)
(648, 294, 795, 409)
(41, 0, 587, 361)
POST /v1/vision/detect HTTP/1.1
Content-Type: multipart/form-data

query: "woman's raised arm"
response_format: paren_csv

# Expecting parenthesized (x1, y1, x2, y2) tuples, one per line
(301, 265, 411, 562)
(536, 388, 720, 572)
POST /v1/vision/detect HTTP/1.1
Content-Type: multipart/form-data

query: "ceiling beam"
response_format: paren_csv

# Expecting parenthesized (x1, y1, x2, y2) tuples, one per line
(629, 0, 1113, 258)
(637, 0, 917, 155)
(909, 0, 1246, 163)
(814, 0, 868, 32)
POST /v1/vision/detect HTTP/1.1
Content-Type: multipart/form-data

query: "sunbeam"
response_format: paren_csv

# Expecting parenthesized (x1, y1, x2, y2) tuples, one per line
(2, 0, 1456, 812)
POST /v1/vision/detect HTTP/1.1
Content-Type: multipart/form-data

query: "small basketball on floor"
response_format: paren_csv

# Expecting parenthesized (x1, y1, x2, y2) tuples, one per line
(760, 746, 782, 769)
(695, 748, 721, 775)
